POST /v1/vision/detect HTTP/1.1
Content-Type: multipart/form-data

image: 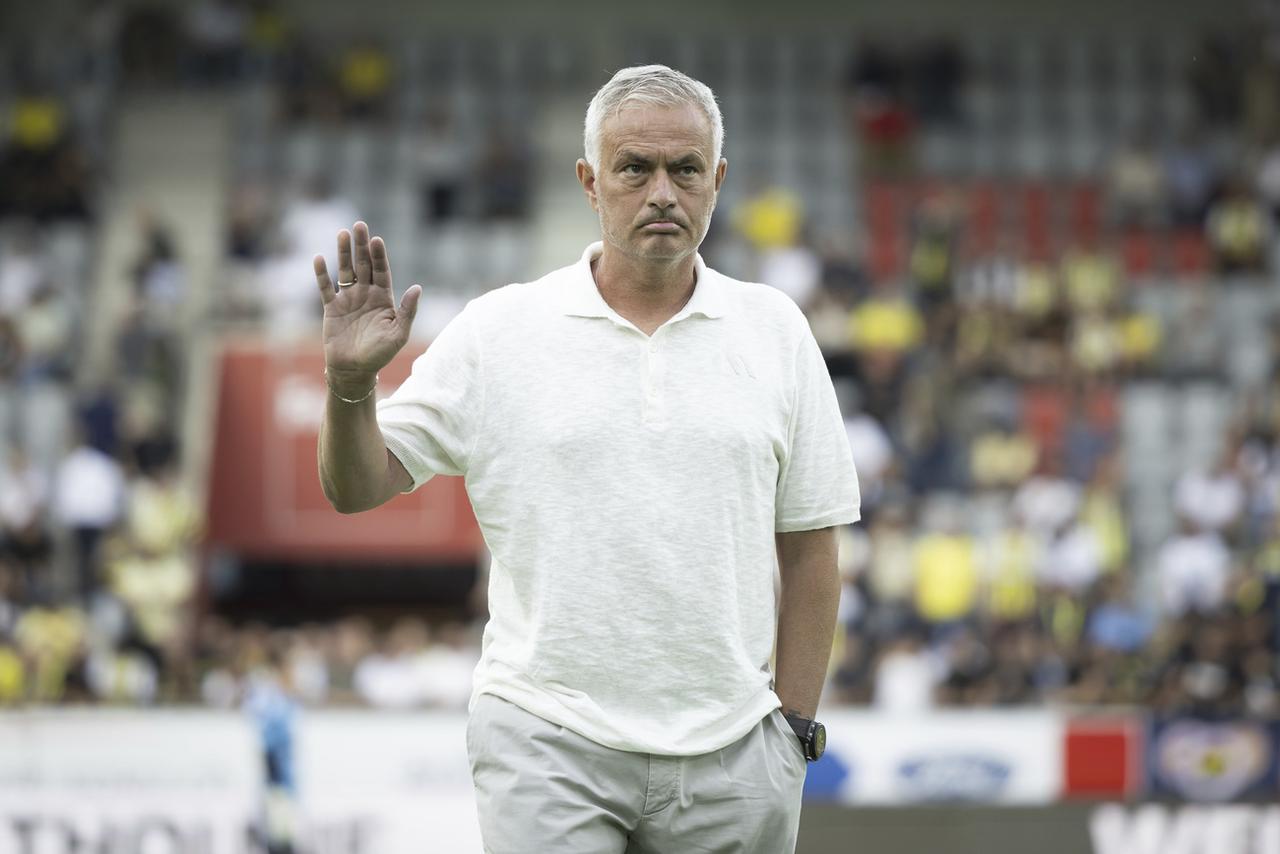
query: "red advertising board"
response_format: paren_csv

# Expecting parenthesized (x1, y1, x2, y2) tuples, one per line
(1063, 716, 1143, 800)
(204, 340, 482, 563)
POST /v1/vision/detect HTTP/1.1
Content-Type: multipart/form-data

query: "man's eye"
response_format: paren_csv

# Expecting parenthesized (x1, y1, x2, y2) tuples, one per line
(678, 165, 699, 176)
(622, 164, 644, 175)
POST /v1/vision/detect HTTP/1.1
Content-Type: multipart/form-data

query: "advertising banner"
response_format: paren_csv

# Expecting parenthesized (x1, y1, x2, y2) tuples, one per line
(295, 712, 482, 853)
(205, 342, 483, 563)
(805, 709, 1064, 804)
(1146, 717, 1280, 802)
(796, 803, 1280, 854)
(0, 710, 261, 854)
(0, 709, 483, 854)
(1063, 716, 1143, 799)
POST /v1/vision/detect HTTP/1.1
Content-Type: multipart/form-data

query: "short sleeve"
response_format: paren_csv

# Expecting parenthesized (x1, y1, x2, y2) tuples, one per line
(774, 317, 861, 532)
(376, 303, 485, 493)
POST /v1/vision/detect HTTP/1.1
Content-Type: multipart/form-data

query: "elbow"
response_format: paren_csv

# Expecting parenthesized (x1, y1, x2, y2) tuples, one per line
(320, 477, 373, 515)
(329, 498, 368, 515)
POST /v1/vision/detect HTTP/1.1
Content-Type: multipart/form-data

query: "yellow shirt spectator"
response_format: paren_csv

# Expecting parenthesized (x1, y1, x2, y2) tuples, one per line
(0, 645, 24, 704)
(913, 533, 978, 623)
(1118, 312, 1161, 365)
(15, 607, 85, 702)
(128, 476, 201, 556)
(340, 48, 392, 100)
(1061, 249, 1119, 312)
(970, 430, 1038, 489)
(10, 97, 65, 151)
(848, 297, 924, 354)
(733, 188, 803, 250)
(1081, 488, 1128, 575)
(983, 528, 1040, 621)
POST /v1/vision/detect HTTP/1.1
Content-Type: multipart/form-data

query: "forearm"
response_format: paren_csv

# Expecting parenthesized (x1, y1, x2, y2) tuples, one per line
(774, 528, 841, 719)
(318, 370, 397, 513)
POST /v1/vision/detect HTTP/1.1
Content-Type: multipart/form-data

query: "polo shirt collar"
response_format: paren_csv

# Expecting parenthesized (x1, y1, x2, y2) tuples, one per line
(560, 241, 726, 321)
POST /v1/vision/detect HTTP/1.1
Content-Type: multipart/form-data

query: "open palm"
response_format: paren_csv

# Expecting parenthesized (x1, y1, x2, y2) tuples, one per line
(314, 220, 421, 379)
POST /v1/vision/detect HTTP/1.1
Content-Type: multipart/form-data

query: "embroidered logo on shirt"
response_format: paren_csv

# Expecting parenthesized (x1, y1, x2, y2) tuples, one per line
(724, 352, 757, 380)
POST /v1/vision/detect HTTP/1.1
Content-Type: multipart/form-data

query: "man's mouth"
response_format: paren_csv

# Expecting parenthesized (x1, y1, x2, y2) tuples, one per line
(641, 221, 681, 232)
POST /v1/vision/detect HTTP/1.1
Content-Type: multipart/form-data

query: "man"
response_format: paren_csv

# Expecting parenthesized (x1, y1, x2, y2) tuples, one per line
(315, 65, 859, 853)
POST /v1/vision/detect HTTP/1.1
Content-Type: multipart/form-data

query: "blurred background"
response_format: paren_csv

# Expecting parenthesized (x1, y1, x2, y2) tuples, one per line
(1, 0, 1279, 851)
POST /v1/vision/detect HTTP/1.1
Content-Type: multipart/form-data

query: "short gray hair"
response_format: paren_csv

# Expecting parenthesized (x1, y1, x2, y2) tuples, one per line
(583, 64, 724, 173)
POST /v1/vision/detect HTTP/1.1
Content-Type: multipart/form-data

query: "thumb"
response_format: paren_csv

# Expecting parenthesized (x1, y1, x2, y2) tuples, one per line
(397, 284, 422, 333)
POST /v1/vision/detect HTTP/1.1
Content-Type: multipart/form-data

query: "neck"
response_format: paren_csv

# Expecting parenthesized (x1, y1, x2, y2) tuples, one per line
(591, 242, 697, 321)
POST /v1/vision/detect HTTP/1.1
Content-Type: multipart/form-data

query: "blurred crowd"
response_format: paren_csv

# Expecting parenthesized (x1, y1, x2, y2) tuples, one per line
(709, 21, 1280, 715)
(2, 1, 1280, 717)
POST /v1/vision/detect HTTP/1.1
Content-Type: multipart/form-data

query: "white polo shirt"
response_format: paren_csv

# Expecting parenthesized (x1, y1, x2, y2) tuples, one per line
(376, 242, 860, 755)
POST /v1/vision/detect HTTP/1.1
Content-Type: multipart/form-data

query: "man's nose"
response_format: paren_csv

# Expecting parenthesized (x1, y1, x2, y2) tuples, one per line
(647, 169, 677, 209)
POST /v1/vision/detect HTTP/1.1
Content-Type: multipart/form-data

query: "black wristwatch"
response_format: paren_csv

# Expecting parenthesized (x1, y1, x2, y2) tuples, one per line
(783, 712, 826, 762)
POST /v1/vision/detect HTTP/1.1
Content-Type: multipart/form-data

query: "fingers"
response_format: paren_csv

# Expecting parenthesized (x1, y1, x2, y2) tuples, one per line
(314, 254, 335, 305)
(370, 235, 392, 289)
(397, 284, 422, 335)
(353, 221, 373, 284)
(337, 229, 355, 286)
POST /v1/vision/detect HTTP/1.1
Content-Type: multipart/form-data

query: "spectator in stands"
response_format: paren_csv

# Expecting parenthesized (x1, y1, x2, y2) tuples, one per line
(1157, 520, 1232, 617)
(353, 617, 433, 709)
(1040, 514, 1104, 595)
(1106, 129, 1167, 228)
(1164, 126, 1219, 227)
(912, 499, 978, 636)
(14, 601, 89, 702)
(865, 504, 916, 635)
(1013, 453, 1082, 539)
(1175, 448, 1246, 537)
(734, 185, 804, 252)
(52, 428, 126, 600)
(1205, 179, 1272, 273)
(1060, 235, 1120, 314)
(1080, 455, 1129, 576)
(1257, 134, 1280, 223)
(980, 512, 1040, 625)
(337, 40, 394, 121)
(418, 107, 470, 223)
(872, 631, 939, 712)
(183, 0, 248, 84)
(415, 621, 480, 709)
(847, 284, 925, 363)
(843, 407, 894, 514)
(477, 129, 532, 221)
(759, 234, 822, 310)
(1087, 574, 1152, 655)
(1164, 284, 1225, 379)
(0, 90, 91, 222)
(284, 625, 330, 706)
(846, 43, 915, 177)
(969, 417, 1038, 491)
(325, 616, 374, 704)
(132, 215, 187, 317)
(0, 446, 53, 593)
(16, 284, 73, 383)
(907, 193, 959, 321)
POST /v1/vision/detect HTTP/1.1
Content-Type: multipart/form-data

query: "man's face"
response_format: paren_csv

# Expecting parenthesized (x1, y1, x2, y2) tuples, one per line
(577, 102, 726, 264)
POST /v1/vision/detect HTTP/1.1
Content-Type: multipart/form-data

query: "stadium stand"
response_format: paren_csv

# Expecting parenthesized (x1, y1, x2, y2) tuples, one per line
(0, 5, 1277, 726)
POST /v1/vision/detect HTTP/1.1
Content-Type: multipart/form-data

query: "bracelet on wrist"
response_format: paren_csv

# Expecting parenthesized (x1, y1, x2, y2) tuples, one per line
(324, 368, 378, 404)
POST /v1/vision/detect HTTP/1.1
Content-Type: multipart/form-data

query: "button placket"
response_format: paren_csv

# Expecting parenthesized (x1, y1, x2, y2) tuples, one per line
(642, 334, 665, 422)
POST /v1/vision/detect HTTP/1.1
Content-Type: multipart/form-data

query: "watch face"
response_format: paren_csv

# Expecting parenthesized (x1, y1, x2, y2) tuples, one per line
(813, 722, 826, 760)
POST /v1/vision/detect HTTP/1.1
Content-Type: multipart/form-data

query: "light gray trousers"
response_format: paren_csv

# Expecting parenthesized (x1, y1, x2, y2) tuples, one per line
(466, 693, 807, 853)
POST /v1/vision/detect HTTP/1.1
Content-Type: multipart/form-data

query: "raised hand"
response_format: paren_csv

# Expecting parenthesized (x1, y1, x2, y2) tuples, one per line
(314, 221, 421, 395)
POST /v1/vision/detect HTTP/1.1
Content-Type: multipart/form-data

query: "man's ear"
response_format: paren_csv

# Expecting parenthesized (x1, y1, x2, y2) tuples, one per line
(714, 158, 727, 193)
(576, 159, 598, 212)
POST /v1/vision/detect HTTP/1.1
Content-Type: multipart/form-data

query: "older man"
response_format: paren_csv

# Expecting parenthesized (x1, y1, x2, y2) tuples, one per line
(315, 65, 859, 853)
